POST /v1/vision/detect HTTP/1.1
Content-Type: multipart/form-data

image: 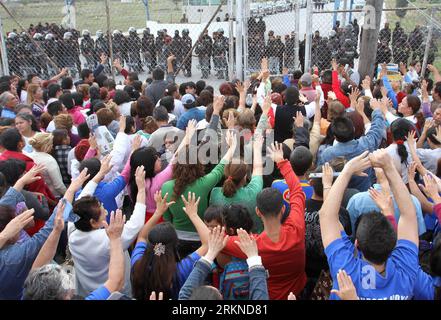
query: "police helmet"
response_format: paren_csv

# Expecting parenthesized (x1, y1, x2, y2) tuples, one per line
(128, 27, 136, 34)
(33, 33, 43, 40)
(217, 28, 224, 34)
(175, 30, 179, 36)
(96, 30, 104, 37)
(182, 29, 189, 35)
(82, 30, 90, 37)
(144, 28, 150, 34)
(45, 33, 54, 40)
(63, 32, 73, 40)
(7, 32, 17, 39)
(329, 30, 336, 38)
(344, 38, 352, 46)
(113, 30, 121, 36)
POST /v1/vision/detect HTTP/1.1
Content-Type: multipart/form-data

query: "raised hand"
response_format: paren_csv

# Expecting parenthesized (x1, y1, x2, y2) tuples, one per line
(331, 58, 338, 71)
(327, 91, 337, 101)
(181, 192, 201, 218)
(103, 210, 126, 240)
(261, 94, 272, 115)
(287, 292, 297, 300)
(149, 292, 164, 300)
(205, 226, 229, 262)
(88, 134, 98, 150)
(0, 209, 34, 241)
(293, 111, 304, 128)
(330, 270, 359, 300)
(99, 155, 113, 175)
(341, 151, 371, 177)
(154, 191, 175, 215)
(213, 95, 225, 115)
(368, 149, 393, 170)
(135, 165, 146, 191)
(406, 130, 417, 147)
(100, 53, 108, 65)
(407, 161, 418, 182)
(399, 62, 407, 75)
(267, 142, 284, 163)
(131, 134, 142, 153)
(119, 115, 127, 133)
(16, 164, 45, 189)
(234, 228, 258, 258)
(225, 129, 237, 150)
(369, 188, 394, 216)
(54, 201, 66, 233)
(185, 119, 197, 143)
(419, 174, 441, 204)
(322, 162, 334, 189)
(361, 75, 371, 91)
(69, 168, 90, 192)
(349, 87, 360, 106)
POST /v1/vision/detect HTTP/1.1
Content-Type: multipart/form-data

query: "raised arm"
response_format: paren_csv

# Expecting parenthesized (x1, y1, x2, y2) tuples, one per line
(31, 202, 65, 269)
(320, 152, 371, 248)
(407, 162, 433, 214)
(369, 149, 418, 245)
(64, 168, 90, 204)
(252, 134, 264, 177)
(0, 209, 34, 249)
(182, 192, 210, 256)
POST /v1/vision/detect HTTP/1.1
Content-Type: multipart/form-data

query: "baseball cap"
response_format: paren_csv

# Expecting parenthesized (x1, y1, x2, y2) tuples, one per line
(181, 94, 196, 107)
(300, 73, 312, 87)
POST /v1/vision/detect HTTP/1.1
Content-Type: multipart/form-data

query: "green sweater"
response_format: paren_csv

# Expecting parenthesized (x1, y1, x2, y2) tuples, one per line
(162, 159, 226, 237)
(209, 175, 264, 233)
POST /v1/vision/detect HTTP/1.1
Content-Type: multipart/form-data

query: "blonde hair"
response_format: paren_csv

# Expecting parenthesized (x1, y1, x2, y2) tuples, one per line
(77, 84, 90, 98)
(105, 101, 120, 119)
(237, 109, 256, 131)
(26, 84, 41, 104)
(29, 132, 53, 153)
(54, 114, 73, 131)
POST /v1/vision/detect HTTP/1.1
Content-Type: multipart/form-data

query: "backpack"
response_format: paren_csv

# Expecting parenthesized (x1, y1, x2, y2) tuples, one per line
(219, 258, 250, 300)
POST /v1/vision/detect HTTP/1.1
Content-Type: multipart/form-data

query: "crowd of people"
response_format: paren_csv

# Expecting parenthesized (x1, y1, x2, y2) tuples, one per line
(0, 21, 441, 301)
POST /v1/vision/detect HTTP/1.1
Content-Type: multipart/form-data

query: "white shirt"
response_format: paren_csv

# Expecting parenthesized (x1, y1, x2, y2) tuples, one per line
(68, 201, 146, 298)
(46, 121, 79, 134)
(20, 90, 28, 104)
(27, 151, 67, 197)
(385, 141, 415, 184)
(416, 147, 441, 174)
(155, 98, 186, 120)
(118, 102, 132, 117)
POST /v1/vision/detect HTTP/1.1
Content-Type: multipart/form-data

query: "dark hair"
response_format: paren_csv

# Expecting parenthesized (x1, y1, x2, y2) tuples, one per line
(347, 111, 364, 139)
(159, 96, 175, 113)
(223, 204, 254, 234)
(59, 92, 74, 110)
(113, 90, 131, 105)
(17, 79, 27, 99)
(204, 206, 224, 225)
(189, 286, 223, 300)
(355, 211, 397, 265)
(164, 84, 178, 98)
(124, 115, 135, 134)
(172, 146, 205, 199)
(15, 104, 32, 114)
(90, 100, 106, 114)
(61, 77, 73, 90)
(103, 78, 116, 91)
(152, 67, 165, 81)
(427, 127, 441, 145)
(72, 92, 83, 106)
(195, 80, 206, 96)
(0, 128, 22, 151)
(390, 118, 414, 164)
(136, 96, 154, 118)
(77, 122, 90, 139)
(89, 86, 101, 103)
(124, 85, 140, 101)
(79, 158, 101, 187)
(322, 70, 332, 84)
(80, 69, 93, 81)
(178, 82, 187, 96)
(153, 106, 169, 122)
(222, 162, 248, 198)
(204, 86, 214, 95)
(47, 101, 64, 116)
(47, 83, 61, 99)
(129, 147, 159, 199)
(196, 90, 213, 107)
(284, 87, 300, 106)
(256, 188, 284, 218)
(128, 72, 139, 82)
(131, 222, 179, 300)
(95, 74, 108, 88)
(133, 80, 143, 92)
(332, 116, 355, 143)
(16, 113, 39, 132)
(0, 205, 16, 233)
(205, 104, 214, 122)
(406, 95, 421, 115)
(289, 146, 312, 176)
(52, 129, 69, 147)
(0, 158, 26, 185)
(73, 196, 102, 232)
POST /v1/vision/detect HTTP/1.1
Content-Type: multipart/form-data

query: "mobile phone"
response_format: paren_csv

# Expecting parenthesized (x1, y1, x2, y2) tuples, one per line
(309, 172, 341, 178)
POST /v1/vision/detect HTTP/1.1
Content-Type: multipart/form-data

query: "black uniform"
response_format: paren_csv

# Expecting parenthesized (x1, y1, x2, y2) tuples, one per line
(379, 26, 391, 44)
(181, 33, 192, 77)
(171, 34, 182, 70)
(142, 30, 156, 72)
(195, 34, 212, 79)
(81, 35, 96, 69)
(212, 34, 228, 79)
(393, 36, 411, 65)
(339, 39, 358, 67)
(376, 42, 392, 65)
(127, 32, 143, 72)
(409, 27, 424, 62)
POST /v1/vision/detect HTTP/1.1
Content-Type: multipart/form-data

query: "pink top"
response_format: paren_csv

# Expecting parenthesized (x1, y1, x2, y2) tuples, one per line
(121, 160, 174, 213)
(385, 215, 397, 231)
(68, 106, 86, 126)
(434, 203, 441, 221)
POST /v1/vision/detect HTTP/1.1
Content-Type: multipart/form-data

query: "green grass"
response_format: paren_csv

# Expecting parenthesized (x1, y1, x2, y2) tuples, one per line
(0, 0, 184, 34)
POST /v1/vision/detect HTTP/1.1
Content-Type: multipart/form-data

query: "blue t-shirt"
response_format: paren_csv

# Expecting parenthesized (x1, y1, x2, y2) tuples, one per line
(131, 241, 201, 297)
(272, 179, 314, 218)
(325, 231, 419, 300)
(177, 108, 206, 130)
(412, 267, 439, 300)
(86, 286, 111, 300)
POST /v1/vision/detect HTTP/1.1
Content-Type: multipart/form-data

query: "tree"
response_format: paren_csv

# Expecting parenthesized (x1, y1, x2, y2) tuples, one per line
(396, 0, 408, 18)
(358, 0, 384, 80)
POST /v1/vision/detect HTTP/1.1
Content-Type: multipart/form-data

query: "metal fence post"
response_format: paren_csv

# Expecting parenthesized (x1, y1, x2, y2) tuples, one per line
(304, 0, 313, 72)
(105, 0, 115, 80)
(294, 0, 300, 70)
(421, 8, 434, 79)
(342, 0, 348, 26)
(228, 0, 235, 79)
(235, 0, 244, 81)
(0, 13, 9, 76)
(142, 0, 150, 23)
(243, 0, 250, 78)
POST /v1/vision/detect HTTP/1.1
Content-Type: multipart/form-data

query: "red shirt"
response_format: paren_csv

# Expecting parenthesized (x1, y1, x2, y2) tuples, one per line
(332, 70, 350, 108)
(222, 160, 307, 300)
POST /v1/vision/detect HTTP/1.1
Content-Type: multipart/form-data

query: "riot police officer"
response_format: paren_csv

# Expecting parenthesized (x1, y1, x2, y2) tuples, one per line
(127, 27, 142, 72)
(328, 30, 341, 61)
(155, 30, 166, 70)
(317, 37, 331, 71)
(195, 30, 212, 79)
(376, 39, 392, 68)
(212, 30, 228, 80)
(171, 30, 182, 71)
(62, 32, 80, 76)
(339, 38, 358, 68)
(32, 33, 48, 78)
(6, 32, 20, 76)
(81, 30, 95, 69)
(379, 22, 391, 44)
(112, 30, 124, 62)
(43, 33, 58, 75)
(284, 32, 296, 72)
(393, 35, 411, 65)
(265, 31, 279, 74)
(409, 25, 424, 62)
(181, 29, 192, 77)
(142, 28, 156, 73)
(392, 22, 405, 47)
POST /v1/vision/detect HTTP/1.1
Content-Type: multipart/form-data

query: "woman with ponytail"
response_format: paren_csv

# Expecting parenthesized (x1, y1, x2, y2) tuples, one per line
(209, 135, 264, 233)
(385, 118, 415, 184)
